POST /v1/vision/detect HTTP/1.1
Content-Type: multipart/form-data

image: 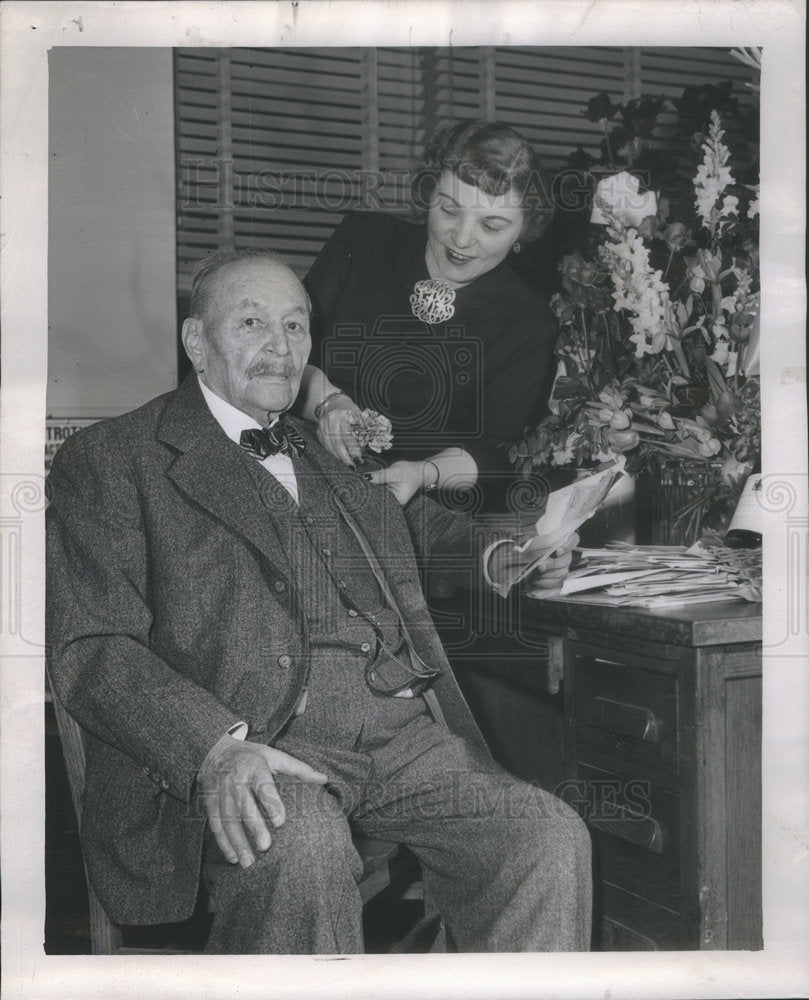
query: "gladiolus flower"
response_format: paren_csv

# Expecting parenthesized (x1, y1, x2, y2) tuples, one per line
(694, 111, 738, 237)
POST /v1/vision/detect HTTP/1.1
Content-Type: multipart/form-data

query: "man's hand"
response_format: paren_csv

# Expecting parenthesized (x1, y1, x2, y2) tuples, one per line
(197, 736, 328, 868)
(488, 531, 579, 597)
(316, 396, 364, 467)
(526, 532, 579, 590)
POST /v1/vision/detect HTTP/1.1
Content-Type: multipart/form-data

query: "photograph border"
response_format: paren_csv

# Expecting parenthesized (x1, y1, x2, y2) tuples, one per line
(1, 2, 807, 998)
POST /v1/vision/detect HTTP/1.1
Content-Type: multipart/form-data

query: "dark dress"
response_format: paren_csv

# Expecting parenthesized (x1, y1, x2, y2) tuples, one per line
(305, 212, 557, 513)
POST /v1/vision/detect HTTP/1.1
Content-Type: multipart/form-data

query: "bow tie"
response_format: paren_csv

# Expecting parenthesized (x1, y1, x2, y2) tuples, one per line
(240, 418, 306, 459)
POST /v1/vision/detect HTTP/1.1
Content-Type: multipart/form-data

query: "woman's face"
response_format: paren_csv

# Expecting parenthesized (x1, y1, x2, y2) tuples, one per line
(425, 170, 525, 288)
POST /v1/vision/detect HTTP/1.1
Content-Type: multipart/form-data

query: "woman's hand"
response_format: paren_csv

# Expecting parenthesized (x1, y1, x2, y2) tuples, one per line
(364, 459, 437, 506)
(316, 395, 364, 467)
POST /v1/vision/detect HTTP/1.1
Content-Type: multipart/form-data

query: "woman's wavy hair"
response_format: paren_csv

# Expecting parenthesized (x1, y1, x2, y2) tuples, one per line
(411, 119, 554, 241)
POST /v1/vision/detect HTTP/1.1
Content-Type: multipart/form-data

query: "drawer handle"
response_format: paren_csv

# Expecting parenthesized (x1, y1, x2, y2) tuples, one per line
(590, 808, 664, 854)
(593, 696, 660, 742)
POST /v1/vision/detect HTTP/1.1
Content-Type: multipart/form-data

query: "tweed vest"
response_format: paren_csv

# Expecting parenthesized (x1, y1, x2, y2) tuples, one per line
(256, 455, 434, 749)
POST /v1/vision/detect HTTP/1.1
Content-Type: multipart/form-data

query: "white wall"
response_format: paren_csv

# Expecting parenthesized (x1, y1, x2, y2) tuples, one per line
(48, 48, 177, 418)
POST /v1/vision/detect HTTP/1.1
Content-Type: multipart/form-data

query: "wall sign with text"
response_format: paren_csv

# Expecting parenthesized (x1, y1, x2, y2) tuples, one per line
(45, 417, 101, 472)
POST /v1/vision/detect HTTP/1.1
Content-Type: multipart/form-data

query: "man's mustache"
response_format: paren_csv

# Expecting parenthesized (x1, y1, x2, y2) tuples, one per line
(247, 362, 295, 377)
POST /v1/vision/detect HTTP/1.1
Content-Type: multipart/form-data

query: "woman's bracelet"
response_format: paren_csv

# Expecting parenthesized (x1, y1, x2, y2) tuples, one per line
(422, 459, 440, 492)
(314, 390, 347, 421)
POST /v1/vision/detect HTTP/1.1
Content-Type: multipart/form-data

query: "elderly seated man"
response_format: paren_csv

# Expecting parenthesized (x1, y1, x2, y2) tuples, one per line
(46, 248, 591, 954)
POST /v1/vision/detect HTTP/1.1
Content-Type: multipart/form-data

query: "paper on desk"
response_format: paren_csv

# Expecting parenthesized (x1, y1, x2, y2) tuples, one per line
(527, 539, 757, 606)
(559, 567, 665, 595)
(493, 465, 625, 597)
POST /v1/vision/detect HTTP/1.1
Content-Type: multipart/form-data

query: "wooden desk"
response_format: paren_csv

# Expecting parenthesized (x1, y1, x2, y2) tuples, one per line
(523, 597, 762, 951)
(425, 593, 761, 949)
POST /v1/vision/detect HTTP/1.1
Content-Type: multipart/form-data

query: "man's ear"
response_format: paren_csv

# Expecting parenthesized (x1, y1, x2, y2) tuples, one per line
(181, 317, 206, 372)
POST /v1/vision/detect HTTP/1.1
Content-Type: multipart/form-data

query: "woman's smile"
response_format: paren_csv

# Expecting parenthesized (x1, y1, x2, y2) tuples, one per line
(444, 246, 475, 265)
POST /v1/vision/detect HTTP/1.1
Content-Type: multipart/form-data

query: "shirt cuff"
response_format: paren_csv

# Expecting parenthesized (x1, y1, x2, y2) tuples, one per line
(482, 536, 518, 598)
(198, 722, 248, 781)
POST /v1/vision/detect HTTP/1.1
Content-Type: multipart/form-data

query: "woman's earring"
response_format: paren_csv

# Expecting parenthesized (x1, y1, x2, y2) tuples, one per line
(512, 242, 521, 254)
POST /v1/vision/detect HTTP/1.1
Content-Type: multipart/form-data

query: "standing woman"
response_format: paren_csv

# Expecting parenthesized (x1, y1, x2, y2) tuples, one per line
(298, 120, 557, 513)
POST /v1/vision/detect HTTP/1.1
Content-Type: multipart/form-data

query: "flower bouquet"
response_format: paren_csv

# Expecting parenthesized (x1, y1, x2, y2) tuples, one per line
(511, 57, 761, 544)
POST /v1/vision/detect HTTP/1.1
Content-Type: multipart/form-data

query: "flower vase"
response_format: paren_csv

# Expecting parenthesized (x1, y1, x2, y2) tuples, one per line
(635, 456, 720, 547)
(576, 470, 636, 547)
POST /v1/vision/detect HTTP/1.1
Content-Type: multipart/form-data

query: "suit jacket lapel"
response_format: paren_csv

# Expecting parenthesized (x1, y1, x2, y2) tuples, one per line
(157, 379, 413, 596)
(157, 377, 292, 575)
(294, 426, 416, 591)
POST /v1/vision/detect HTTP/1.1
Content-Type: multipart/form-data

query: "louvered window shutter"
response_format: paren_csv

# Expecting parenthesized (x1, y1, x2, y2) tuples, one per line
(175, 46, 758, 290)
(493, 48, 629, 171)
(376, 46, 428, 204)
(639, 47, 758, 104)
(176, 47, 371, 289)
(175, 49, 224, 294)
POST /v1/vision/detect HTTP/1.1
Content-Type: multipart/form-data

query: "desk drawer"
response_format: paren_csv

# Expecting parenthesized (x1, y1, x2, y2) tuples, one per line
(572, 762, 682, 912)
(569, 648, 679, 775)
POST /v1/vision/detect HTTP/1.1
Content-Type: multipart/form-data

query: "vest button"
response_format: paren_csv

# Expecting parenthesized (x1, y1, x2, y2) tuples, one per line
(359, 642, 372, 654)
(304, 515, 314, 525)
(322, 547, 331, 557)
(273, 580, 286, 593)
(277, 654, 292, 668)
(347, 608, 358, 617)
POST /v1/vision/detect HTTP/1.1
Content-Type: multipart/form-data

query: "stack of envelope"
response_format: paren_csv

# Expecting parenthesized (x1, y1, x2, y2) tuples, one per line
(527, 540, 762, 607)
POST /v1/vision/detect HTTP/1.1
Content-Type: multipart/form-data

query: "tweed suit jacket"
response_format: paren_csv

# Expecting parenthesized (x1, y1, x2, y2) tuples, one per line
(46, 375, 491, 925)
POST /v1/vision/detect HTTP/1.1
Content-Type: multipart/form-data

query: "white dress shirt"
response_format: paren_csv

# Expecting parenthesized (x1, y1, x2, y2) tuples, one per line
(198, 377, 299, 504)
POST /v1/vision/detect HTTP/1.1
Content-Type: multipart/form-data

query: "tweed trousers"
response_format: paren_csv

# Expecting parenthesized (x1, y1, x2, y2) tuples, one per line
(202, 714, 591, 953)
(200, 462, 591, 953)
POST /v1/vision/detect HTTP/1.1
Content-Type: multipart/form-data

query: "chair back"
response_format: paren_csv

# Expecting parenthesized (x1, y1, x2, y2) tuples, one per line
(48, 673, 125, 954)
(49, 675, 87, 818)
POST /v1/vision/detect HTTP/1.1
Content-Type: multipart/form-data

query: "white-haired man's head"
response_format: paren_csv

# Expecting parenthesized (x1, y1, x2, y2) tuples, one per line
(182, 250, 312, 424)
